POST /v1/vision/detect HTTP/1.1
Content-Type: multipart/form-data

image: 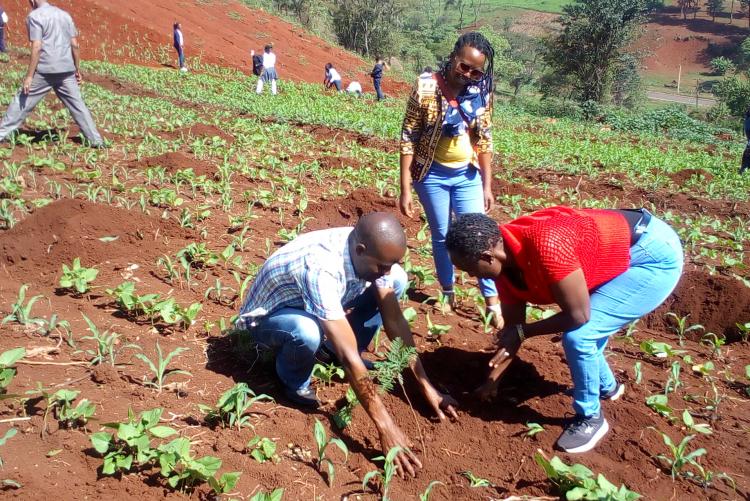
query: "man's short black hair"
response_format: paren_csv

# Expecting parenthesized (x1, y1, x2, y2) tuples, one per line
(446, 213, 501, 260)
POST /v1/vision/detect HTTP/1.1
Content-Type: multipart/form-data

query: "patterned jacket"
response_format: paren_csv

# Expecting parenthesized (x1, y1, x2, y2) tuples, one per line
(400, 76, 493, 182)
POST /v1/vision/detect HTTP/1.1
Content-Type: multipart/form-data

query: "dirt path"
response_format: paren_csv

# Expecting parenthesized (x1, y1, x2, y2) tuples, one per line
(646, 90, 717, 106)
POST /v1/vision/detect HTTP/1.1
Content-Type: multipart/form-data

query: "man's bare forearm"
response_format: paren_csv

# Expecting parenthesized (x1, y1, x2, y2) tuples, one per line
(26, 43, 41, 78)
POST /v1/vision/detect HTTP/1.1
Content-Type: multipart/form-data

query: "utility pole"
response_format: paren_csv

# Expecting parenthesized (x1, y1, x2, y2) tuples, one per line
(677, 64, 682, 95)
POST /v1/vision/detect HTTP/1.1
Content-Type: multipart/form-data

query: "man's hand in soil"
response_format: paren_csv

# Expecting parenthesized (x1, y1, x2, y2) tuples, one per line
(378, 421, 422, 478)
(375, 285, 459, 422)
(322, 316, 424, 477)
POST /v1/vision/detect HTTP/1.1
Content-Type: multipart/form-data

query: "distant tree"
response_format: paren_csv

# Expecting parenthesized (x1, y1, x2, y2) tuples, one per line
(444, 0, 468, 29)
(542, 0, 648, 103)
(711, 56, 736, 75)
(707, 0, 725, 21)
(677, 0, 699, 19)
(612, 53, 644, 107)
(331, 0, 402, 56)
(714, 72, 750, 115)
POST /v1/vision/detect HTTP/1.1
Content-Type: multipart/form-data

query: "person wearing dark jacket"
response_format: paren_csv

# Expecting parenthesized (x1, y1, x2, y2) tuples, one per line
(741, 107, 750, 174)
(371, 57, 385, 101)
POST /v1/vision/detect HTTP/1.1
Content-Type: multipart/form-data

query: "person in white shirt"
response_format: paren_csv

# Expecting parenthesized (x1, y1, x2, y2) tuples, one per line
(419, 66, 433, 81)
(323, 63, 342, 92)
(346, 81, 362, 96)
(256, 44, 278, 95)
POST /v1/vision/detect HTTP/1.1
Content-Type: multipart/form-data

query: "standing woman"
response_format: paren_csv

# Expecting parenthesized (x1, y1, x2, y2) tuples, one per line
(173, 22, 186, 72)
(256, 44, 278, 95)
(399, 32, 500, 323)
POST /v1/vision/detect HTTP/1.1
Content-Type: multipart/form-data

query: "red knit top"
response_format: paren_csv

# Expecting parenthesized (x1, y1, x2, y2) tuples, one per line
(496, 206, 632, 305)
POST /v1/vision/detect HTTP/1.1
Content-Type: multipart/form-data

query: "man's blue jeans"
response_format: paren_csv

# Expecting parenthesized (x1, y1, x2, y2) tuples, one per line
(563, 215, 683, 417)
(414, 162, 498, 298)
(373, 78, 383, 100)
(246, 265, 407, 391)
(175, 45, 185, 69)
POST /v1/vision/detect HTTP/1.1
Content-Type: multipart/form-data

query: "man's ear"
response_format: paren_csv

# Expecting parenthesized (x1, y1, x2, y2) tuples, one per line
(354, 242, 367, 256)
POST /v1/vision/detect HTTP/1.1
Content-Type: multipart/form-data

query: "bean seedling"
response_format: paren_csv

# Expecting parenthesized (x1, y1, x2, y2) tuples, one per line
(198, 382, 273, 430)
(46, 389, 96, 429)
(313, 418, 348, 487)
(249, 488, 284, 501)
(525, 422, 545, 438)
(246, 435, 279, 464)
(0, 348, 25, 394)
(534, 449, 641, 500)
(59, 258, 99, 294)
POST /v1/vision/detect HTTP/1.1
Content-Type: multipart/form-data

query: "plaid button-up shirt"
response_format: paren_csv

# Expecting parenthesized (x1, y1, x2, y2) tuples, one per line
(238, 227, 395, 327)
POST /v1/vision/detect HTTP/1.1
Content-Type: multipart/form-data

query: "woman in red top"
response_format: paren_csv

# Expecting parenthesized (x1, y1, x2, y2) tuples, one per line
(446, 207, 683, 453)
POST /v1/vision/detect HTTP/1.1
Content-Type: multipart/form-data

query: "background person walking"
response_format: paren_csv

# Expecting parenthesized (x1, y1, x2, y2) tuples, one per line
(173, 22, 186, 71)
(371, 56, 385, 101)
(0, 0, 103, 147)
(399, 32, 500, 323)
(256, 44, 278, 95)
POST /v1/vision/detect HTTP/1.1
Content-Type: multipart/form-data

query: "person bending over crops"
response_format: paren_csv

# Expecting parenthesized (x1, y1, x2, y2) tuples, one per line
(445, 208, 684, 453)
(399, 32, 501, 326)
(236, 212, 458, 476)
(323, 63, 342, 92)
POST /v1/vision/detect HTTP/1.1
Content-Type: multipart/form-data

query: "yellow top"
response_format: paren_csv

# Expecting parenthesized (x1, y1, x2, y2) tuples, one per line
(432, 132, 473, 168)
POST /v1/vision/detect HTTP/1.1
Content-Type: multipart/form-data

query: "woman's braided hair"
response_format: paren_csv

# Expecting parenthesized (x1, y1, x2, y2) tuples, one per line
(446, 213, 501, 261)
(441, 31, 495, 103)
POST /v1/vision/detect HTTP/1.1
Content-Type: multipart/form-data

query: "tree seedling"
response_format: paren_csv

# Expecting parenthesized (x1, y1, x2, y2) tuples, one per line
(0, 348, 25, 395)
(313, 418, 348, 487)
(198, 382, 273, 430)
(534, 449, 641, 500)
(135, 341, 191, 393)
(59, 258, 99, 294)
(246, 435, 279, 464)
(1, 284, 46, 328)
(363, 446, 403, 501)
(155, 436, 240, 493)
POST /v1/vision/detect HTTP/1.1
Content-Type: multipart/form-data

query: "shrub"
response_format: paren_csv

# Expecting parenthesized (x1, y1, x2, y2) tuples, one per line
(710, 57, 736, 76)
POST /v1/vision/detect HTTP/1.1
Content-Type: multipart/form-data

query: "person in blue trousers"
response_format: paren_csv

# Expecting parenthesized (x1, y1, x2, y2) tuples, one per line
(0, 4, 8, 53)
(173, 22, 185, 71)
(371, 56, 385, 101)
(236, 212, 458, 477)
(446, 209, 683, 453)
(399, 32, 501, 325)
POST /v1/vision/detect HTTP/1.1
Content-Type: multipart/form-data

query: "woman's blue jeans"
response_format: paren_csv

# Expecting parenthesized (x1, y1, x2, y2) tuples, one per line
(413, 162, 498, 298)
(245, 265, 407, 391)
(563, 215, 683, 417)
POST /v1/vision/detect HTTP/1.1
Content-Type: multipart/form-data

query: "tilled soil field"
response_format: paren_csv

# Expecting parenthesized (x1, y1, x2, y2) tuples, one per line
(0, 62, 748, 501)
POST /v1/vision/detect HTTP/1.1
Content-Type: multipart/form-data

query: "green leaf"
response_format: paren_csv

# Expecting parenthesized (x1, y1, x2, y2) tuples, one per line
(0, 347, 25, 368)
(362, 469, 380, 490)
(0, 428, 17, 446)
(91, 432, 113, 454)
(149, 425, 177, 438)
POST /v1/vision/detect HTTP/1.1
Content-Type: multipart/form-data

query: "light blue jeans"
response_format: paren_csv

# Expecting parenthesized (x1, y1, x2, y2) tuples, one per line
(246, 265, 407, 391)
(414, 162, 498, 298)
(563, 214, 683, 417)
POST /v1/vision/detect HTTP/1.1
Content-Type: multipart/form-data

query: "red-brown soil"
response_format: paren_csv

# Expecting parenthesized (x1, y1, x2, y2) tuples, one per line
(138, 151, 217, 177)
(1, 0, 407, 94)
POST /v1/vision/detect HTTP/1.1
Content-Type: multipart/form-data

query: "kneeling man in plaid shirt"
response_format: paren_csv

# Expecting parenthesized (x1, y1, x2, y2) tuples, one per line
(237, 212, 456, 477)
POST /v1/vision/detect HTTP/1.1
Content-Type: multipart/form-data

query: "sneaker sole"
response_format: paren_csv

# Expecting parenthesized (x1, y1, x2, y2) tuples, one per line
(603, 383, 625, 401)
(559, 418, 610, 454)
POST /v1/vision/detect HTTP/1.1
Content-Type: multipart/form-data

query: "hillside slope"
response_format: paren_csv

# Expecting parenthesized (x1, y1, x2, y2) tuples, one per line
(1, 0, 406, 94)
